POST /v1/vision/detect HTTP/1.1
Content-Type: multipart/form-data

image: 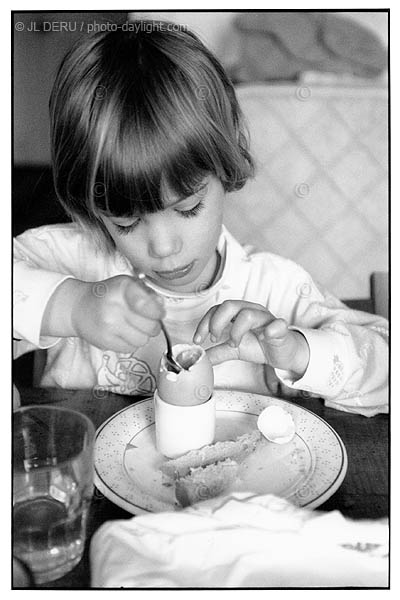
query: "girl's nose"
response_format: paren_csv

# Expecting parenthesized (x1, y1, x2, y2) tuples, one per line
(147, 217, 183, 259)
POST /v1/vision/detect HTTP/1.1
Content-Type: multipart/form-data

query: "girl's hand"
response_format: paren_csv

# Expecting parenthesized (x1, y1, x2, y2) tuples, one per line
(263, 364, 306, 398)
(67, 275, 165, 352)
(193, 300, 310, 378)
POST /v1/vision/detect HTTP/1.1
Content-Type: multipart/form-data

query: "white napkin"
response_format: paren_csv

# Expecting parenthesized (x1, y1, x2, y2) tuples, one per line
(90, 493, 388, 588)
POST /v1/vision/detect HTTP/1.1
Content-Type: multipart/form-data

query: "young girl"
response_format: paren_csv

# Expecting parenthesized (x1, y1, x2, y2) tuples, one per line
(14, 23, 388, 416)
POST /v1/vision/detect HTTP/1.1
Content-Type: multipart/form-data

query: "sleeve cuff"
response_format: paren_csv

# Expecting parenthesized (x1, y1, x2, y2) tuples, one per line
(14, 264, 75, 347)
(275, 326, 349, 398)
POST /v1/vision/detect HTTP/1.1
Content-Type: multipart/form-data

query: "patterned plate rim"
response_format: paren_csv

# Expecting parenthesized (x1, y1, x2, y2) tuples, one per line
(94, 391, 347, 515)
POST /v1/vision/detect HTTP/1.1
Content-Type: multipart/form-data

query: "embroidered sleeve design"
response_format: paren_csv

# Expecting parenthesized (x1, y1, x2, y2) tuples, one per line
(328, 354, 344, 388)
(97, 353, 156, 395)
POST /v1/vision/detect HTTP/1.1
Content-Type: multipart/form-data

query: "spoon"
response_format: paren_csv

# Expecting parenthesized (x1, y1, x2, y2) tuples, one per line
(137, 273, 182, 374)
(159, 320, 183, 374)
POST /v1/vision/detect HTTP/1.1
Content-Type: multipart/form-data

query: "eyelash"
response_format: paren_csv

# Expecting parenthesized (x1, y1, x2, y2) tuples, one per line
(178, 199, 205, 218)
(115, 199, 205, 235)
(115, 222, 139, 235)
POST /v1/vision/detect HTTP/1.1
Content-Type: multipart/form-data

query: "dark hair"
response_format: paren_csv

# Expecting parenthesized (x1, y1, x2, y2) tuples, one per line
(49, 21, 254, 246)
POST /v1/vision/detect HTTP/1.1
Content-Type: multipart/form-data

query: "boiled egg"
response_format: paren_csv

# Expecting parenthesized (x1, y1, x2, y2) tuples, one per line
(257, 405, 296, 444)
(157, 343, 214, 407)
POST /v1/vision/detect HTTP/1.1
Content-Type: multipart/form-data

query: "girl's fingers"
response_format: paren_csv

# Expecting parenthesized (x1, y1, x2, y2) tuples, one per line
(120, 330, 149, 351)
(262, 318, 290, 342)
(206, 341, 240, 366)
(207, 332, 265, 366)
(229, 308, 275, 347)
(263, 365, 303, 398)
(194, 300, 266, 343)
(256, 319, 291, 364)
(125, 313, 162, 338)
(125, 280, 165, 320)
(94, 330, 150, 353)
(258, 323, 309, 376)
(193, 305, 220, 343)
(263, 364, 281, 395)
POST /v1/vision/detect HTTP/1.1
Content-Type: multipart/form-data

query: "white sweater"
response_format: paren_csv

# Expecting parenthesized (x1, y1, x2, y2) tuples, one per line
(13, 223, 388, 416)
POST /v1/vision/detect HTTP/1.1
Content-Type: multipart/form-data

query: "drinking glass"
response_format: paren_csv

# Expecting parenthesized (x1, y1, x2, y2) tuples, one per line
(13, 405, 95, 584)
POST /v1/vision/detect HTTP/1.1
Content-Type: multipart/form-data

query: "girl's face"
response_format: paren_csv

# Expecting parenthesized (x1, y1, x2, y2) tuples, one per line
(101, 175, 225, 293)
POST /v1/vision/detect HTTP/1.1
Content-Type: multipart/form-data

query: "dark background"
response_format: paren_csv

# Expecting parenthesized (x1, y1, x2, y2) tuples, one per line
(13, 12, 130, 236)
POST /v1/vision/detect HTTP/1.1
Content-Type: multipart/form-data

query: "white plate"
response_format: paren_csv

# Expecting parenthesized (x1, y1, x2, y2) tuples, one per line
(94, 390, 347, 515)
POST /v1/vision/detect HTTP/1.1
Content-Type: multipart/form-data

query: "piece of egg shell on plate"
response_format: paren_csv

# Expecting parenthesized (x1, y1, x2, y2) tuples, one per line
(157, 343, 214, 406)
(257, 405, 296, 444)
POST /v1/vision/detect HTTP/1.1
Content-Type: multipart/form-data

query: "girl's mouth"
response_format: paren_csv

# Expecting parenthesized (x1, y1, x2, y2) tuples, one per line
(154, 261, 195, 281)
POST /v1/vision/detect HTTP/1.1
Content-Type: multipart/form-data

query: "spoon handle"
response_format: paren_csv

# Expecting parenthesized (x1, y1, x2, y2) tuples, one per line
(159, 320, 173, 357)
(136, 273, 181, 373)
(160, 321, 182, 374)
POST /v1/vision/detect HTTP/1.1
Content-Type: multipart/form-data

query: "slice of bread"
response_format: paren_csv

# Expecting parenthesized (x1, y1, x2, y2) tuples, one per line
(175, 459, 239, 507)
(161, 429, 261, 479)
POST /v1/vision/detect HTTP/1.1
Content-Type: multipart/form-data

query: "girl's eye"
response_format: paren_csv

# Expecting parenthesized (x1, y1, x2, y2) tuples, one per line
(177, 199, 205, 218)
(113, 184, 207, 232)
(115, 219, 140, 235)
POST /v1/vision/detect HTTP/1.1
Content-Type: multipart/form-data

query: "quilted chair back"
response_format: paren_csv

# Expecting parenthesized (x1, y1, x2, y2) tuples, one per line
(224, 84, 388, 300)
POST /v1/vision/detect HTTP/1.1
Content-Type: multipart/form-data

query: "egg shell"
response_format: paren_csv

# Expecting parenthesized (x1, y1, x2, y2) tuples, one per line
(157, 343, 214, 406)
(257, 405, 296, 445)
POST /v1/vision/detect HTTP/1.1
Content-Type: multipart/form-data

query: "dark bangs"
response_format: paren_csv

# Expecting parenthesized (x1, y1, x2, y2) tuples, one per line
(50, 23, 254, 238)
(93, 84, 219, 218)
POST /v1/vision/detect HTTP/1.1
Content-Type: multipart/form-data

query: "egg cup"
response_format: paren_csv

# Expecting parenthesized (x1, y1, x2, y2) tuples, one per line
(154, 390, 216, 458)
